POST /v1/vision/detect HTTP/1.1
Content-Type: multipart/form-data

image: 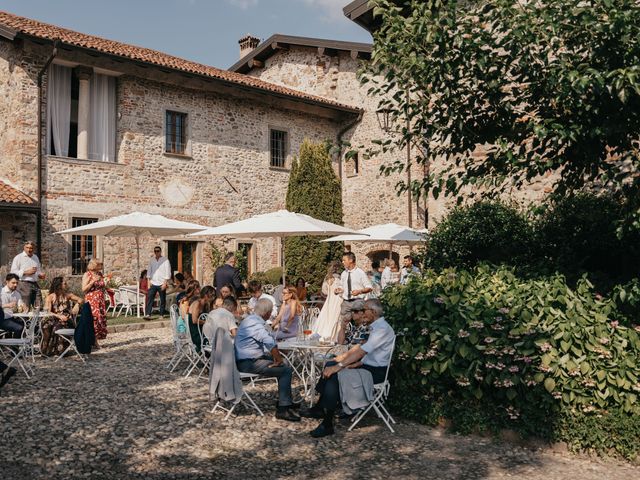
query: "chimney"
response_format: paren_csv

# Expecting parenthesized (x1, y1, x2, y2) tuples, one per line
(238, 34, 260, 59)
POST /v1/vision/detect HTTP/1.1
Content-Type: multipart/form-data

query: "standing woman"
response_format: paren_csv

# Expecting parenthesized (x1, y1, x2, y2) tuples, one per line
(312, 260, 343, 341)
(273, 286, 303, 340)
(82, 259, 107, 347)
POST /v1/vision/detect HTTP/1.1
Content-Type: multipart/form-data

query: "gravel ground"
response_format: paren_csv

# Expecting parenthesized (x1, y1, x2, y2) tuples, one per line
(1, 328, 638, 480)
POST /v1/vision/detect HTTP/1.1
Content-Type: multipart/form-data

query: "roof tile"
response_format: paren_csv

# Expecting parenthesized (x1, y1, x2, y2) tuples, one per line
(0, 180, 36, 205)
(0, 11, 359, 113)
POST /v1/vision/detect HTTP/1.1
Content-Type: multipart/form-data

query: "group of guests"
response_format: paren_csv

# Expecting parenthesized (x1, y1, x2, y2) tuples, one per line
(0, 241, 111, 390)
(2, 242, 109, 352)
(200, 251, 396, 437)
(371, 255, 421, 292)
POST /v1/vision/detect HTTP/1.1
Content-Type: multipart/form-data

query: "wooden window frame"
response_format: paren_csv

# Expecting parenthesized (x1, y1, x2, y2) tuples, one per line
(165, 110, 188, 156)
(269, 128, 288, 169)
(70, 217, 98, 275)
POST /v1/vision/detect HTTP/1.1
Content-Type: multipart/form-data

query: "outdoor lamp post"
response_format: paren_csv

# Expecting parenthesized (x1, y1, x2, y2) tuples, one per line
(376, 107, 413, 228)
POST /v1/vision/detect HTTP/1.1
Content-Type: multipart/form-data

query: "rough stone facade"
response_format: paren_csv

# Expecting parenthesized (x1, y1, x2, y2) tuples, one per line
(0, 37, 345, 284)
(245, 44, 556, 269)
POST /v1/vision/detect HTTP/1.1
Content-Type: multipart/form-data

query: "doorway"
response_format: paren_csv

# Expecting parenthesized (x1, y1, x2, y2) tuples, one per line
(167, 241, 197, 277)
(237, 242, 256, 278)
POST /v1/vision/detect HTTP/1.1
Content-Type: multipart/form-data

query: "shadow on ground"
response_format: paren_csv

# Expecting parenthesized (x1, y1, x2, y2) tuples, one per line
(1, 329, 636, 480)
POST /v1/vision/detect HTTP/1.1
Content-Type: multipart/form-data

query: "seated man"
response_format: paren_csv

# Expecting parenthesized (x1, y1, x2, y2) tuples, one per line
(336, 299, 370, 346)
(0, 273, 25, 335)
(246, 280, 278, 320)
(301, 298, 395, 437)
(234, 298, 300, 422)
(0, 308, 18, 389)
(204, 296, 239, 340)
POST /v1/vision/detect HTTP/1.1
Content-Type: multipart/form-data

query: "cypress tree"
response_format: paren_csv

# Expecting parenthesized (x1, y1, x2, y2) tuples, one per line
(285, 140, 343, 294)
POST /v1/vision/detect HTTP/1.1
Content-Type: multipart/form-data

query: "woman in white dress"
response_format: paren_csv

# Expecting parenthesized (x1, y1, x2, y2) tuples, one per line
(312, 261, 343, 342)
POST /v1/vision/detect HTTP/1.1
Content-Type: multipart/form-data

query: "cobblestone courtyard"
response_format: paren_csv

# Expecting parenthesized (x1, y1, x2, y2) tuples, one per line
(1, 328, 638, 480)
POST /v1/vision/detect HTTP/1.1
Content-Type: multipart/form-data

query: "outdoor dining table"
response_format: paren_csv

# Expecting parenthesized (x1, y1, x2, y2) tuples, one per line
(277, 338, 339, 405)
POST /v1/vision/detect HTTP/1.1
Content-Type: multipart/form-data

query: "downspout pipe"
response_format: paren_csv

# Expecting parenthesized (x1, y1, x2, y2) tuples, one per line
(336, 110, 364, 182)
(36, 39, 60, 257)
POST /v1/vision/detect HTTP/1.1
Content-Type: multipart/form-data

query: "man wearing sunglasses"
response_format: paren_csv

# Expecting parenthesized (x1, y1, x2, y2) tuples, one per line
(144, 246, 171, 320)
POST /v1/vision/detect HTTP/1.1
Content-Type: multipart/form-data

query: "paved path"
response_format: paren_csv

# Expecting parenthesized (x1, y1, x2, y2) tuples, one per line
(1, 328, 638, 480)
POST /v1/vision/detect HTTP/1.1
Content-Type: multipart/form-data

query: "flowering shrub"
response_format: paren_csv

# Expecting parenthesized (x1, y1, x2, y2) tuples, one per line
(105, 273, 123, 290)
(383, 265, 640, 458)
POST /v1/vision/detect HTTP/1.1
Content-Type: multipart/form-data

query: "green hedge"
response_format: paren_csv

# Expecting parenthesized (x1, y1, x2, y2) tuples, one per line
(423, 195, 640, 293)
(383, 266, 640, 459)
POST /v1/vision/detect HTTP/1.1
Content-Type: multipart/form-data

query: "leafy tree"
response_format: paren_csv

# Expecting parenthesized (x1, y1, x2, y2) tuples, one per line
(424, 201, 533, 270)
(284, 140, 343, 293)
(363, 0, 640, 227)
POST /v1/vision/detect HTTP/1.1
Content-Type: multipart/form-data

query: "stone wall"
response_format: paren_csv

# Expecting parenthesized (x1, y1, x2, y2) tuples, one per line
(0, 39, 345, 284)
(0, 38, 40, 198)
(247, 47, 426, 269)
(246, 45, 556, 270)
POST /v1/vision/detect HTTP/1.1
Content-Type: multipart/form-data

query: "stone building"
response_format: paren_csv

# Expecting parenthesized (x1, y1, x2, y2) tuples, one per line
(230, 34, 427, 268)
(0, 11, 362, 285)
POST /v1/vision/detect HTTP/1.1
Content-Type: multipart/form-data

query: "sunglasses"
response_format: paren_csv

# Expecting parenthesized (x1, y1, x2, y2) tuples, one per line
(154, 250, 161, 253)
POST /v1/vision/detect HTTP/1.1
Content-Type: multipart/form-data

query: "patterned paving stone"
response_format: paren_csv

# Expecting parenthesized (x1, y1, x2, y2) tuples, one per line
(1, 328, 638, 480)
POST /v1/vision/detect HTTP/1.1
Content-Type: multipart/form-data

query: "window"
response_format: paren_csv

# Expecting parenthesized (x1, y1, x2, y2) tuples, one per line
(346, 152, 360, 177)
(165, 111, 188, 155)
(47, 64, 116, 162)
(71, 217, 98, 275)
(270, 129, 288, 168)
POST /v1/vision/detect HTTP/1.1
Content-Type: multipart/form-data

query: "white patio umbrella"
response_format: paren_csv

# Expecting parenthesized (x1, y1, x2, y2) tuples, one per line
(188, 210, 363, 285)
(323, 222, 428, 258)
(56, 212, 208, 317)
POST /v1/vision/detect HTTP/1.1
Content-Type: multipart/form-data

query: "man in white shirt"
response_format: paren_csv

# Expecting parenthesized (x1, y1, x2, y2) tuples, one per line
(300, 298, 395, 437)
(400, 255, 421, 285)
(144, 246, 171, 320)
(10, 241, 45, 308)
(247, 280, 278, 320)
(203, 296, 239, 340)
(335, 252, 372, 323)
(1, 273, 25, 335)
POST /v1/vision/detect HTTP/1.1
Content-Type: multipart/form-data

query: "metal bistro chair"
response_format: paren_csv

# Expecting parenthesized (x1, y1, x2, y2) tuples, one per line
(167, 304, 194, 372)
(54, 314, 85, 364)
(348, 337, 397, 433)
(210, 328, 264, 420)
(0, 309, 41, 378)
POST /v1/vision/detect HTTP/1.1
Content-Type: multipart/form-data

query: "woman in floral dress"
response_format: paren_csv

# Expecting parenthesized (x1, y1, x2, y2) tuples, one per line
(82, 259, 107, 346)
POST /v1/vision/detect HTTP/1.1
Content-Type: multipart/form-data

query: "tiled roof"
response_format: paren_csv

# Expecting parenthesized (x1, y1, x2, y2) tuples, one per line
(0, 11, 360, 114)
(0, 180, 36, 205)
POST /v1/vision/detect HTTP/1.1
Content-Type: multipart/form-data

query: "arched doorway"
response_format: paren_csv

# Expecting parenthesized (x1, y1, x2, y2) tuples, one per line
(367, 249, 400, 268)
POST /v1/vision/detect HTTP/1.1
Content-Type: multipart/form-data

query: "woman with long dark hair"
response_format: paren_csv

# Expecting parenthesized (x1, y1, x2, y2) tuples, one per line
(42, 276, 83, 355)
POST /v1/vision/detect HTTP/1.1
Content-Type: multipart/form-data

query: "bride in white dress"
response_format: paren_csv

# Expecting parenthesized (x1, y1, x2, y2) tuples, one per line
(312, 261, 343, 342)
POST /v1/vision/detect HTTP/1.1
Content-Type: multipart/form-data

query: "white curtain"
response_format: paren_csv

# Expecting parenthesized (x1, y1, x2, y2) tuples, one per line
(88, 73, 116, 162)
(47, 64, 71, 157)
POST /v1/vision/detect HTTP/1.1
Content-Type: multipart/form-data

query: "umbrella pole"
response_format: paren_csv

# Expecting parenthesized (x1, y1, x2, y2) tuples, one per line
(281, 236, 286, 286)
(389, 242, 393, 260)
(136, 234, 141, 318)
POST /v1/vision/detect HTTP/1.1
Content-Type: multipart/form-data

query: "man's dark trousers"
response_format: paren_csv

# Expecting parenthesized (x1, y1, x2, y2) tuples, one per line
(146, 284, 167, 316)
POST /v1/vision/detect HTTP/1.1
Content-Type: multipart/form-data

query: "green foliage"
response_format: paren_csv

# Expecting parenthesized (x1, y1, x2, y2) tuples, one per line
(424, 195, 640, 292)
(383, 266, 640, 458)
(534, 194, 640, 290)
(285, 140, 343, 292)
(249, 267, 284, 286)
(424, 201, 533, 270)
(363, 0, 640, 227)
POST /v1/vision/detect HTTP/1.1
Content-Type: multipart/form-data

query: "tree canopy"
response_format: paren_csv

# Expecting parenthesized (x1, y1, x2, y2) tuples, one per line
(363, 0, 640, 227)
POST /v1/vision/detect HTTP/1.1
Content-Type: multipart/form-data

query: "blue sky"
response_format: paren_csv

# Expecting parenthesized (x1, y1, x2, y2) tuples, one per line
(0, 0, 371, 69)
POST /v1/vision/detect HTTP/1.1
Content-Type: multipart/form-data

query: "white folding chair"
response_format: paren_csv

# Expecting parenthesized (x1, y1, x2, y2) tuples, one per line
(185, 313, 210, 378)
(107, 289, 124, 317)
(209, 330, 264, 420)
(54, 327, 85, 363)
(167, 305, 194, 372)
(0, 310, 41, 378)
(348, 337, 397, 433)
